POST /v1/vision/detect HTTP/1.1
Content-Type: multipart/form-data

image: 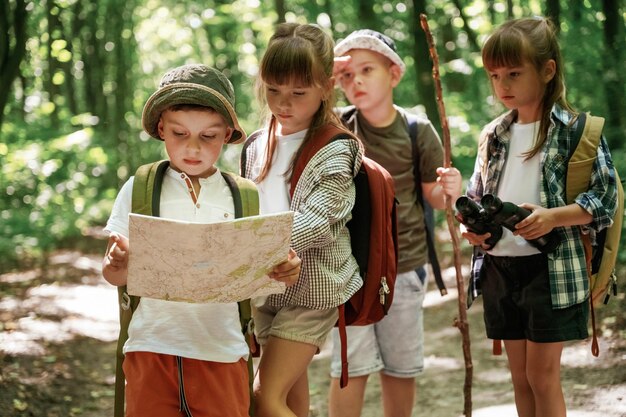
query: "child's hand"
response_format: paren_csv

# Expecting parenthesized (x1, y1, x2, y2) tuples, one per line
(436, 167, 463, 201)
(460, 224, 493, 250)
(269, 249, 301, 287)
(514, 203, 556, 240)
(102, 233, 129, 286)
(333, 56, 352, 85)
(107, 233, 129, 269)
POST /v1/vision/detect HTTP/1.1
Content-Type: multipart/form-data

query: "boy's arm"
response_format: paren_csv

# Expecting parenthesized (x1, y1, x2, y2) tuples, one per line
(102, 233, 129, 286)
(422, 167, 463, 209)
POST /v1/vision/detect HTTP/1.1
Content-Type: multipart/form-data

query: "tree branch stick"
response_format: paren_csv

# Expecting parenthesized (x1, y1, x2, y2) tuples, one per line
(420, 13, 473, 417)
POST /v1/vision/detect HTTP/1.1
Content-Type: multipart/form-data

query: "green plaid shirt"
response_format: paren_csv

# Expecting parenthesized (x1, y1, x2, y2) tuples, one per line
(467, 105, 618, 308)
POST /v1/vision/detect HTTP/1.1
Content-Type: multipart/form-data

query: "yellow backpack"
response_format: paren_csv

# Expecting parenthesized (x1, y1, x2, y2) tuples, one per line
(566, 113, 623, 308)
(567, 113, 623, 356)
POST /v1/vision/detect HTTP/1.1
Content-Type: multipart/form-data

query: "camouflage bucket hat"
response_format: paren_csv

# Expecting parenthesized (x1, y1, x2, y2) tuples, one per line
(141, 64, 246, 144)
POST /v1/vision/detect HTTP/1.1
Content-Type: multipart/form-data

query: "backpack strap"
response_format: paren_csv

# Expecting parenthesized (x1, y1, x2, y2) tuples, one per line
(240, 129, 264, 178)
(222, 171, 260, 218)
(220, 171, 260, 414)
(565, 112, 606, 357)
(131, 160, 169, 217)
(289, 124, 354, 197)
(566, 113, 605, 204)
(404, 111, 446, 296)
(114, 160, 169, 417)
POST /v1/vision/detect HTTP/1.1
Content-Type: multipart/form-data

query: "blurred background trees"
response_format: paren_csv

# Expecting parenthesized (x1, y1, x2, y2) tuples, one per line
(1, 0, 624, 271)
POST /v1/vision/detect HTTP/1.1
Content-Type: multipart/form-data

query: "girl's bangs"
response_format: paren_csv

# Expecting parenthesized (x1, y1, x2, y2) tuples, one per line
(483, 32, 529, 70)
(260, 38, 317, 87)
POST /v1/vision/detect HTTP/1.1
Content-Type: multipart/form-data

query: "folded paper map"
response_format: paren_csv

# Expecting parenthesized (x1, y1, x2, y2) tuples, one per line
(127, 211, 294, 303)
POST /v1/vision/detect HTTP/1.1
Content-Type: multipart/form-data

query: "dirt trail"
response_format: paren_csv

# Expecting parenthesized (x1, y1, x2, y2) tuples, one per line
(1, 251, 625, 416)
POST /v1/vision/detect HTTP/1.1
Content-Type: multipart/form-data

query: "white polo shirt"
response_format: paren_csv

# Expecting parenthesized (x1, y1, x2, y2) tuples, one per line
(104, 167, 249, 363)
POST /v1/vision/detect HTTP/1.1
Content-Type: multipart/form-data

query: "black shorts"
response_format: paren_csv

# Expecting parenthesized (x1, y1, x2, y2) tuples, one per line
(481, 253, 589, 343)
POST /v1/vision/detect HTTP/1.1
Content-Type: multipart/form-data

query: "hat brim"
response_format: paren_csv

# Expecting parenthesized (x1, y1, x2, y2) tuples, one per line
(334, 34, 406, 76)
(141, 83, 247, 144)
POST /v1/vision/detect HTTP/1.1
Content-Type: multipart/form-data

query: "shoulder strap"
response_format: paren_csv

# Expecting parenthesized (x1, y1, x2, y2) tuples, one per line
(115, 160, 169, 417)
(221, 171, 260, 413)
(339, 105, 357, 127)
(478, 129, 490, 184)
(289, 124, 351, 197)
(564, 112, 606, 357)
(404, 111, 424, 199)
(566, 113, 605, 204)
(131, 160, 169, 216)
(240, 129, 264, 178)
(404, 111, 446, 295)
(221, 171, 260, 218)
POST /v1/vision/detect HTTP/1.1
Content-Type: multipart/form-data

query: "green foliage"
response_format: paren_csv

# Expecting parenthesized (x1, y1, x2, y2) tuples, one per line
(1, 0, 624, 270)
(0, 127, 117, 272)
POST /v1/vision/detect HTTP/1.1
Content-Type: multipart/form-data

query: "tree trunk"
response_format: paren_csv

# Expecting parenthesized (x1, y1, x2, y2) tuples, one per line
(451, 0, 480, 52)
(410, 0, 441, 135)
(601, 0, 624, 149)
(60, 31, 78, 115)
(357, 0, 379, 32)
(108, 0, 133, 170)
(544, 0, 561, 33)
(82, 1, 108, 124)
(46, 0, 61, 129)
(275, 0, 286, 23)
(0, 0, 28, 131)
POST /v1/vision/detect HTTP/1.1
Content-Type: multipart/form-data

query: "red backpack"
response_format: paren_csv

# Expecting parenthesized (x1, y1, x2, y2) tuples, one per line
(289, 124, 399, 388)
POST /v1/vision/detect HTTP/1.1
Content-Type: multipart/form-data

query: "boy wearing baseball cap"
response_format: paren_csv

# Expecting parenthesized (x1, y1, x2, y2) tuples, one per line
(102, 64, 300, 417)
(329, 30, 462, 417)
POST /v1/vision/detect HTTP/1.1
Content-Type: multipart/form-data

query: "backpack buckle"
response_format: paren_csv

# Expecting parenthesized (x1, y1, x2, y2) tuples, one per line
(121, 291, 131, 311)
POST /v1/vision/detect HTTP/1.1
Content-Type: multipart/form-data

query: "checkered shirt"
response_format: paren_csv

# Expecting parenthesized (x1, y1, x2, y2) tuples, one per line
(466, 105, 618, 308)
(242, 131, 364, 309)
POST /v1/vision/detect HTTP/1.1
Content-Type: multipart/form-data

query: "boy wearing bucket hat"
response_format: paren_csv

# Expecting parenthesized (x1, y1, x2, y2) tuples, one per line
(328, 30, 462, 417)
(102, 64, 301, 417)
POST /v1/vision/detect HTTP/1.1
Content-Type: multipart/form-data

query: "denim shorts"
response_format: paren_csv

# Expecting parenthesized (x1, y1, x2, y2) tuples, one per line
(481, 253, 589, 342)
(329, 268, 427, 378)
(253, 302, 338, 349)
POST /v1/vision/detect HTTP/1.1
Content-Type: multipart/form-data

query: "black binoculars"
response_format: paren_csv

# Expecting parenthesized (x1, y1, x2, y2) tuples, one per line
(455, 194, 560, 253)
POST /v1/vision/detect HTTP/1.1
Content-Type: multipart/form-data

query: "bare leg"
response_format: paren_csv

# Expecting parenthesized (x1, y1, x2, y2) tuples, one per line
(380, 373, 415, 417)
(254, 336, 317, 417)
(286, 371, 309, 417)
(526, 341, 565, 417)
(328, 375, 369, 417)
(503, 339, 535, 417)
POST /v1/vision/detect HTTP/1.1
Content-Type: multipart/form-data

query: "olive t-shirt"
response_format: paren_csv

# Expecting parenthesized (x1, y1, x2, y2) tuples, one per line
(348, 107, 443, 272)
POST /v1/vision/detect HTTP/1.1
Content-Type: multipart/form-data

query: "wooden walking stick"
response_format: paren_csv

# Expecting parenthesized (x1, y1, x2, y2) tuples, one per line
(420, 14, 473, 417)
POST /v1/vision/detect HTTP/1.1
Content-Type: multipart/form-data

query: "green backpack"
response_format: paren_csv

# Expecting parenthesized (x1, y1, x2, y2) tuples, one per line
(113, 160, 259, 417)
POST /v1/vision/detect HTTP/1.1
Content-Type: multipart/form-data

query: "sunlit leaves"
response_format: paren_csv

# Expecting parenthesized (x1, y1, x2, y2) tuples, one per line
(0, 0, 624, 272)
(0, 128, 111, 270)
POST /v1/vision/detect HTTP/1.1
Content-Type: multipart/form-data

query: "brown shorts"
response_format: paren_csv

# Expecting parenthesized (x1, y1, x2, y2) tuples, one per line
(123, 352, 250, 417)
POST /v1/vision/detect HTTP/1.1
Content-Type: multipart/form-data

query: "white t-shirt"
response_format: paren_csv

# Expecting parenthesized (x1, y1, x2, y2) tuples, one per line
(104, 167, 249, 363)
(489, 121, 542, 257)
(249, 129, 307, 214)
